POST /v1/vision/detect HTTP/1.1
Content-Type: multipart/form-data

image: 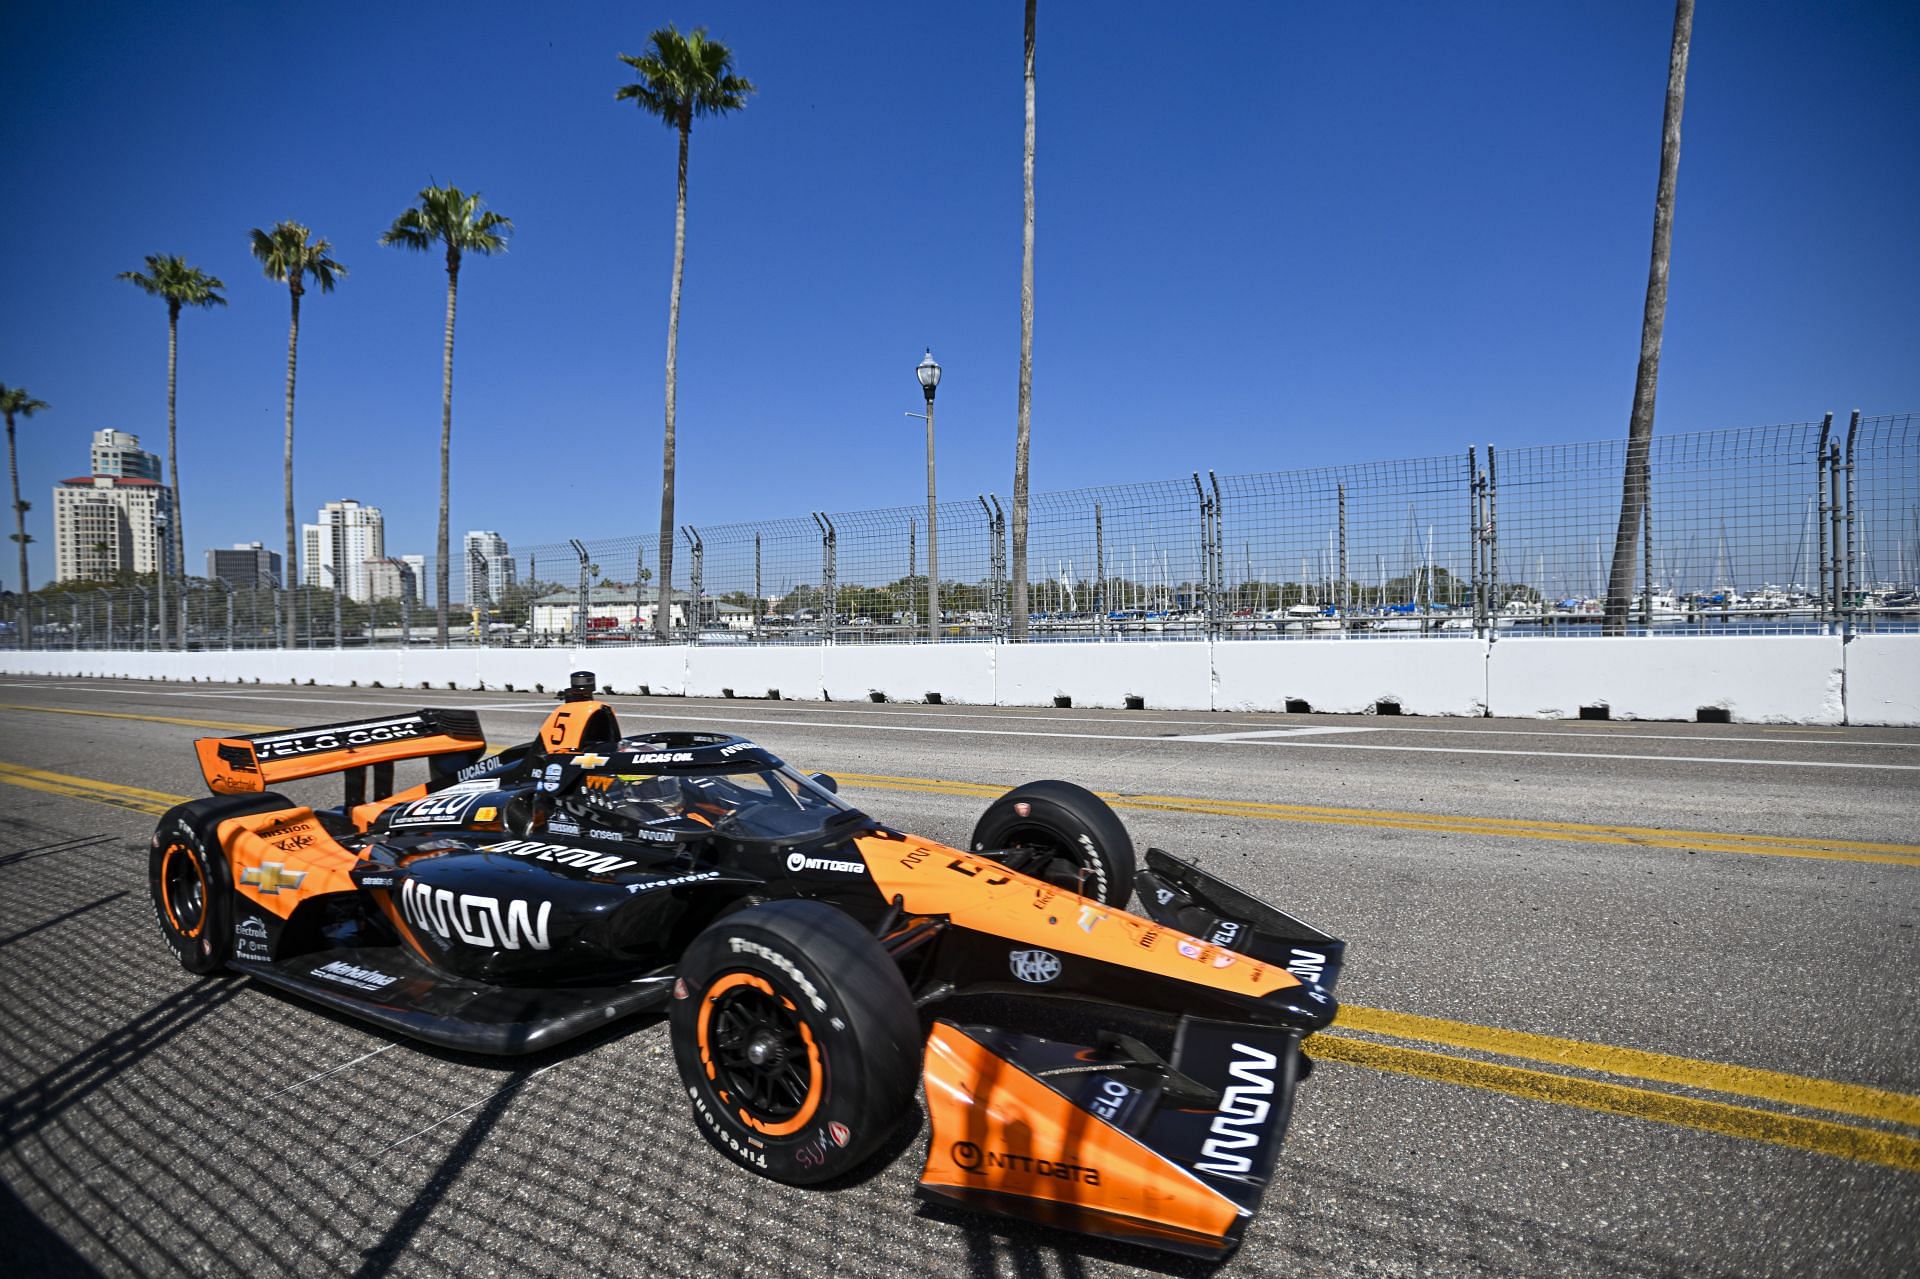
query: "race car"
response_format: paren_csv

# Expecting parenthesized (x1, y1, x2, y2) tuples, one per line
(149, 671, 1345, 1258)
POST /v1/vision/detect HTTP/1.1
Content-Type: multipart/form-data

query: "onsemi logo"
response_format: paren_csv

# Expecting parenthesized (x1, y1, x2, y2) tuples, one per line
(1193, 1043, 1279, 1176)
(400, 879, 552, 951)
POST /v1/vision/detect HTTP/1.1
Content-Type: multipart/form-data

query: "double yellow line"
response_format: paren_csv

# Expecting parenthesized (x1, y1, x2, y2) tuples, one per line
(4, 698, 1918, 1173)
(830, 770, 1920, 868)
(1318, 1008, 1920, 1174)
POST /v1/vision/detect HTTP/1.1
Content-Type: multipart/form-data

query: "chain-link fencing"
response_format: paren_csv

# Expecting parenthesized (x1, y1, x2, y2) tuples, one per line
(5, 412, 1914, 649)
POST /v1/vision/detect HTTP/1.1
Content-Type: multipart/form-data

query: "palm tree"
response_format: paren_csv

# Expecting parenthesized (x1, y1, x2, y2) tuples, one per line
(1605, 0, 1694, 635)
(1, 383, 49, 600)
(617, 25, 754, 640)
(119, 255, 225, 647)
(1010, 0, 1038, 641)
(380, 185, 512, 644)
(250, 222, 346, 648)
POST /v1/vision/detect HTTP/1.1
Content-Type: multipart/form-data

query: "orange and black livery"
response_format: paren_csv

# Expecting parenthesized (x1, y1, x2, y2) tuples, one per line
(147, 669, 1343, 1258)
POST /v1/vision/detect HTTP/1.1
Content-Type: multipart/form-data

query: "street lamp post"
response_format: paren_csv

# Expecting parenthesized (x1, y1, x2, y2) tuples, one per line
(154, 508, 170, 651)
(912, 349, 942, 642)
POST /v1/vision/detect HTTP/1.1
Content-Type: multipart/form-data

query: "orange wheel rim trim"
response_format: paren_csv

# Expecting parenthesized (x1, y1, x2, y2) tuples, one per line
(695, 970, 825, 1137)
(160, 843, 207, 939)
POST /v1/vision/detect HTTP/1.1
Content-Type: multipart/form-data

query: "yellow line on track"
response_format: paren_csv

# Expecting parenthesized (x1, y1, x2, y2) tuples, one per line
(1307, 1036, 1920, 1174)
(0, 759, 181, 817)
(1, 743, 1915, 1171)
(827, 771, 1920, 868)
(1334, 1005, 1920, 1128)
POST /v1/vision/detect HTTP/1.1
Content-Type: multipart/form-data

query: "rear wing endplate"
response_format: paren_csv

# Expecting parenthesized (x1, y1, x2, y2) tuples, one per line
(195, 709, 488, 803)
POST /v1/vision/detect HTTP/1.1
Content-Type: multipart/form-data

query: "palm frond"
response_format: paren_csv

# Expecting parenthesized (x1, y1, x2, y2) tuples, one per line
(382, 184, 513, 260)
(0, 385, 51, 418)
(615, 24, 754, 129)
(119, 253, 226, 306)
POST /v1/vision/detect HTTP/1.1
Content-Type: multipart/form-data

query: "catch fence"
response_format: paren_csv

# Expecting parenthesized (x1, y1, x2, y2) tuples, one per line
(7, 412, 1915, 650)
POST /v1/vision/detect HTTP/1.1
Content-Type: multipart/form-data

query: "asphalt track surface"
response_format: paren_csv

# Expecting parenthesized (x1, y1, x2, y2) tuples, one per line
(0, 674, 1916, 1278)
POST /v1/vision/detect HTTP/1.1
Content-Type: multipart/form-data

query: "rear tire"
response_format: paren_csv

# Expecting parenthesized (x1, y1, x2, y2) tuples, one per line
(150, 808, 233, 975)
(970, 780, 1136, 907)
(669, 899, 920, 1185)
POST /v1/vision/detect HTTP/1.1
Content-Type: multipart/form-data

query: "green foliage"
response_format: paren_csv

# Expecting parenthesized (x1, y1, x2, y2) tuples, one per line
(616, 25, 755, 130)
(118, 254, 226, 311)
(0, 384, 50, 422)
(380, 185, 513, 262)
(249, 221, 347, 295)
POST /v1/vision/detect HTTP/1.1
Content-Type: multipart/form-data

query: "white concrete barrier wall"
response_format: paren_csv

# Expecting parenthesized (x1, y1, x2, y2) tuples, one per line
(1212, 637, 1487, 716)
(1843, 636, 1920, 726)
(819, 644, 996, 705)
(0, 635, 1904, 725)
(1485, 636, 1846, 724)
(995, 641, 1214, 710)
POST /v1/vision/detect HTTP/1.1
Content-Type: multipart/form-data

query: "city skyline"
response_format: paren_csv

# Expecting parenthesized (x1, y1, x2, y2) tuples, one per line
(3, 2, 1914, 593)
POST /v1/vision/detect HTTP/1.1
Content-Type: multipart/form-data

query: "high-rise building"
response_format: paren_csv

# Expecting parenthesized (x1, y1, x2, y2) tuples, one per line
(401, 554, 426, 603)
(300, 500, 385, 601)
(53, 431, 173, 583)
(363, 557, 418, 603)
(89, 429, 164, 483)
(206, 542, 282, 587)
(463, 530, 515, 605)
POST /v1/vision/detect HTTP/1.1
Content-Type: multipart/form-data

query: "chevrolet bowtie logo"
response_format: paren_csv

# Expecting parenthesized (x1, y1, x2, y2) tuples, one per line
(242, 862, 308, 895)
(573, 753, 609, 768)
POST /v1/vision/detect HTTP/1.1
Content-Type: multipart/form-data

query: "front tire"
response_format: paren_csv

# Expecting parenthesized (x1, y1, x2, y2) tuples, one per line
(669, 899, 920, 1185)
(970, 779, 1136, 907)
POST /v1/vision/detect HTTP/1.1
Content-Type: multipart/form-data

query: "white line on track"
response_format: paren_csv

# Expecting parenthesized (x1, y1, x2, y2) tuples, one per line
(258, 1042, 397, 1099)
(378, 1062, 560, 1154)
(6, 681, 1916, 768)
(592, 708, 1920, 771)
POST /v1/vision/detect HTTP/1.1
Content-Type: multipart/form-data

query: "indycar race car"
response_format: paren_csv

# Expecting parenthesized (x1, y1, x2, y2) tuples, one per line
(149, 671, 1345, 1258)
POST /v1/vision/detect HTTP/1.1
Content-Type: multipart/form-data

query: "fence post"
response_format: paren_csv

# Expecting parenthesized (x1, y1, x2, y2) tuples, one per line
(1487, 445, 1500, 633)
(1814, 413, 1833, 629)
(1828, 439, 1844, 630)
(989, 496, 1007, 638)
(1844, 408, 1860, 634)
(1468, 448, 1483, 635)
(682, 526, 704, 641)
(1641, 463, 1653, 630)
(567, 539, 590, 647)
(752, 533, 762, 640)
(1094, 500, 1106, 637)
(812, 513, 837, 643)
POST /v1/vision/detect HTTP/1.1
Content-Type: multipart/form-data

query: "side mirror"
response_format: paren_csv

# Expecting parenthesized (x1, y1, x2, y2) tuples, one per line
(808, 772, 839, 794)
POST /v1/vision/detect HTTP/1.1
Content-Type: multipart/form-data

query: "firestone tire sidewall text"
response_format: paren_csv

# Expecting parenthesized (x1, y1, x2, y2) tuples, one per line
(669, 899, 920, 1187)
(149, 809, 233, 976)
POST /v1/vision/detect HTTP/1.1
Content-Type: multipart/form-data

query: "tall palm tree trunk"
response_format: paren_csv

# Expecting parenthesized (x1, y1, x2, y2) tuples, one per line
(1605, 0, 1693, 635)
(438, 253, 460, 645)
(6, 411, 25, 598)
(656, 117, 690, 641)
(162, 303, 180, 648)
(1010, 0, 1037, 641)
(283, 288, 302, 648)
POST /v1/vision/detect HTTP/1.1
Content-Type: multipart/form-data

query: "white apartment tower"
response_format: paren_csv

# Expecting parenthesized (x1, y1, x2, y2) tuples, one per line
(463, 530, 515, 605)
(301, 499, 385, 602)
(52, 430, 173, 582)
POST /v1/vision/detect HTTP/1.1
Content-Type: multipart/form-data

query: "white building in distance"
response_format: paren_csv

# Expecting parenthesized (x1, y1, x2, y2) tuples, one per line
(53, 430, 173, 582)
(463, 531, 515, 606)
(301, 499, 384, 602)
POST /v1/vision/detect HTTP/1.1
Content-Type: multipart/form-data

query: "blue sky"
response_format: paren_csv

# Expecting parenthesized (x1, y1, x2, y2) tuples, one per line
(3, 0, 1915, 585)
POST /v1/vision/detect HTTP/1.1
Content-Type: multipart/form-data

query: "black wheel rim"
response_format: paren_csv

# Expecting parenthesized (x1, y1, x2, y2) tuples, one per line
(162, 844, 206, 935)
(708, 984, 814, 1122)
(997, 823, 1091, 895)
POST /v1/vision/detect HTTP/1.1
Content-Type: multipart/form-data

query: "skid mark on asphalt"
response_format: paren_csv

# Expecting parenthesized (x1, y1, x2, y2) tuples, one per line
(3, 753, 1916, 1175)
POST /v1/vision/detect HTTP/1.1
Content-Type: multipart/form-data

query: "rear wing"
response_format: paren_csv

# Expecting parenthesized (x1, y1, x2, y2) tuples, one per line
(195, 709, 488, 803)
